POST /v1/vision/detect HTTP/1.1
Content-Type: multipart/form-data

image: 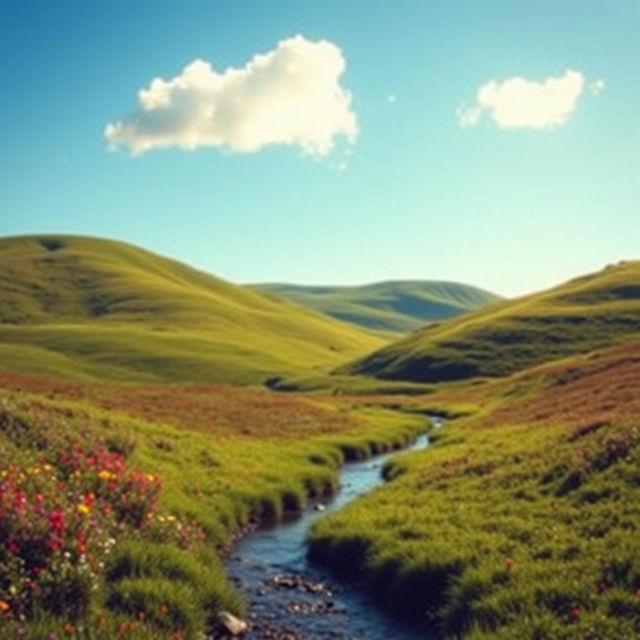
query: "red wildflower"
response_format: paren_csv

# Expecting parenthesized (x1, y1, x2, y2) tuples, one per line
(48, 508, 65, 534)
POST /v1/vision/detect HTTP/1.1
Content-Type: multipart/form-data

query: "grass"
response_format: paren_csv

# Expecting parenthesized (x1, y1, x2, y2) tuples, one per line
(252, 280, 501, 334)
(342, 260, 640, 383)
(308, 338, 640, 639)
(0, 234, 385, 384)
(264, 372, 435, 395)
(0, 372, 426, 638)
(2, 234, 639, 638)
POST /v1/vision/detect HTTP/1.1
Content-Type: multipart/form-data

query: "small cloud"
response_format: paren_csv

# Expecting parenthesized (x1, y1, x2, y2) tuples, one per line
(105, 35, 358, 157)
(457, 103, 482, 128)
(589, 78, 605, 96)
(458, 69, 593, 130)
(387, 93, 397, 104)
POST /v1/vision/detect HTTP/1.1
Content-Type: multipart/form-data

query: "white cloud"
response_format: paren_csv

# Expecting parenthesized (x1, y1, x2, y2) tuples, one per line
(458, 69, 594, 130)
(589, 78, 605, 96)
(105, 35, 358, 157)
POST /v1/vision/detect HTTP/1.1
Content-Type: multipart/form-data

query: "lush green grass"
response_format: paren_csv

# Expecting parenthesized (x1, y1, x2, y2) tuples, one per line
(342, 260, 640, 383)
(309, 339, 640, 639)
(252, 280, 501, 334)
(264, 372, 434, 395)
(0, 234, 385, 384)
(0, 376, 426, 638)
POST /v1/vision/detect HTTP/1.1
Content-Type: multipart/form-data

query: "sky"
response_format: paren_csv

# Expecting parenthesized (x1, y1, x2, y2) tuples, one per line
(1, 0, 639, 297)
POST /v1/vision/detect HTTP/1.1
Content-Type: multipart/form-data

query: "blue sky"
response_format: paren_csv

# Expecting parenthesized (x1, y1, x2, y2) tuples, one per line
(1, 0, 638, 296)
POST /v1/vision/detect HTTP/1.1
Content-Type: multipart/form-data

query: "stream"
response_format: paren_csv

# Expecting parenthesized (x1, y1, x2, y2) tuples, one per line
(226, 422, 442, 639)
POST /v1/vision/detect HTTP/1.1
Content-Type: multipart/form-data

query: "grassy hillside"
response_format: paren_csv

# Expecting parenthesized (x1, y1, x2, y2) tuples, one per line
(0, 372, 425, 638)
(310, 338, 640, 639)
(0, 235, 385, 384)
(342, 260, 640, 382)
(252, 280, 501, 334)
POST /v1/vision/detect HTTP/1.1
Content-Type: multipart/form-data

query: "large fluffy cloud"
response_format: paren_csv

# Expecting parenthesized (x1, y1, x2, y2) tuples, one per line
(105, 35, 358, 156)
(458, 69, 600, 130)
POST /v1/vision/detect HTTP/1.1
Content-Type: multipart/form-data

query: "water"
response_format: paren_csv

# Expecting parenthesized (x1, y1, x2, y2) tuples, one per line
(226, 433, 439, 639)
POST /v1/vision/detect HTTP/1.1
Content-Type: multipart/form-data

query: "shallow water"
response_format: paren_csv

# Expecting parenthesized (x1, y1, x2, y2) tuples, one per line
(227, 432, 439, 639)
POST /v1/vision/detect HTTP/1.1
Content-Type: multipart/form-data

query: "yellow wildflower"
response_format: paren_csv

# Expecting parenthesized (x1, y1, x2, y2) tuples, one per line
(77, 503, 90, 515)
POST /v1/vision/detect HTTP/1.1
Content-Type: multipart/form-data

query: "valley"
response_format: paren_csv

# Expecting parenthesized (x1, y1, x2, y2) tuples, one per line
(0, 236, 638, 639)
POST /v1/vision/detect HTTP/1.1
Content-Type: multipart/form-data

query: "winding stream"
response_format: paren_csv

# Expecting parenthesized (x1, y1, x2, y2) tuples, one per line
(227, 426, 441, 639)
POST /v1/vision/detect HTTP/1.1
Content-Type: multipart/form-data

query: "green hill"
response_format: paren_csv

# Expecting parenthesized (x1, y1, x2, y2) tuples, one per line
(341, 260, 640, 382)
(251, 280, 501, 334)
(0, 235, 385, 384)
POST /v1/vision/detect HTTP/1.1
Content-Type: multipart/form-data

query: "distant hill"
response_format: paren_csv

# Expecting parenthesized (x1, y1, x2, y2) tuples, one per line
(0, 235, 385, 384)
(341, 261, 640, 383)
(251, 281, 502, 334)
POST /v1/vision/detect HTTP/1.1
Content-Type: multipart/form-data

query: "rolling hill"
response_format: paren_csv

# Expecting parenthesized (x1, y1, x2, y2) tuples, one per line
(341, 260, 640, 383)
(251, 280, 501, 334)
(0, 234, 385, 384)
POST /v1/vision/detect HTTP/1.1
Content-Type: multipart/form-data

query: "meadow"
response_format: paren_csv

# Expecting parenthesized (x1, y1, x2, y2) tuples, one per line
(1, 235, 639, 639)
(309, 339, 640, 639)
(0, 374, 425, 638)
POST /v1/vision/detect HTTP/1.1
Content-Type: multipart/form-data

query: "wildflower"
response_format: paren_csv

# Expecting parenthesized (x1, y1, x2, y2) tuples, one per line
(505, 557, 514, 570)
(159, 604, 169, 615)
(49, 509, 65, 533)
(48, 538, 63, 551)
(137, 611, 146, 621)
(63, 622, 74, 635)
(77, 503, 90, 515)
(98, 469, 113, 480)
(0, 600, 10, 613)
(571, 605, 582, 620)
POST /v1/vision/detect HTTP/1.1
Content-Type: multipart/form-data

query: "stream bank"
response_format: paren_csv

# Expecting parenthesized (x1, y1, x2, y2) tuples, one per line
(225, 429, 439, 639)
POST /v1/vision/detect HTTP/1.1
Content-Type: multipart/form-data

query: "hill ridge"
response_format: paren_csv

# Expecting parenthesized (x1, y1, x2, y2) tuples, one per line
(341, 260, 640, 382)
(251, 279, 501, 334)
